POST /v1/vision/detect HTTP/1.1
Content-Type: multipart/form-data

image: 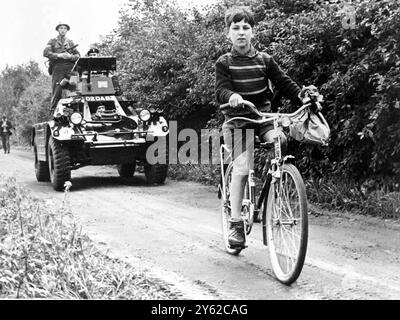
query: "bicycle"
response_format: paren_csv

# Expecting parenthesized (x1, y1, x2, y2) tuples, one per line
(218, 94, 325, 285)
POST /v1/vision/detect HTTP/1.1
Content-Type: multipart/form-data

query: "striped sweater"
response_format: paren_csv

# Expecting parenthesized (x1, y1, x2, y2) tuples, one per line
(215, 46, 302, 114)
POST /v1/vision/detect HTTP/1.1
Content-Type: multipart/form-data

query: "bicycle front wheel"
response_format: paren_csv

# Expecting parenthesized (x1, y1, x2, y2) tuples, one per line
(265, 163, 308, 285)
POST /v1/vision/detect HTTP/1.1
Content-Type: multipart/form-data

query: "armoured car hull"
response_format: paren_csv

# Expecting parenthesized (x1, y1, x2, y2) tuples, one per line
(33, 57, 169, 191)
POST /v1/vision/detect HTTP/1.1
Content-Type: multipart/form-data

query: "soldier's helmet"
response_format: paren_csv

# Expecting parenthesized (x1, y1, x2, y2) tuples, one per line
(56, 22, 70, 31)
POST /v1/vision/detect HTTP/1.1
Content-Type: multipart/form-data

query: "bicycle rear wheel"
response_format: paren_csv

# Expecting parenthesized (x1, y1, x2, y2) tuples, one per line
(221, 162, 243, 256)
(265, 163, 308, 285)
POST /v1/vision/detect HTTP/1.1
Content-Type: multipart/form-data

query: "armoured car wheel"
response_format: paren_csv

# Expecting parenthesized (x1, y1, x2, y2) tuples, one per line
(144, 164, 168, 185)
(34, 142, 50, 182)
(48, 137, 71, 191)
(118, 163, 136, 179)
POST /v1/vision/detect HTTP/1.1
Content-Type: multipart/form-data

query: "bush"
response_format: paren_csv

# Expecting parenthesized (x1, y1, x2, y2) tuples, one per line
(0, 62, 51, 145)
(0, 175, 180, 299)
(307, 176, 400, 219)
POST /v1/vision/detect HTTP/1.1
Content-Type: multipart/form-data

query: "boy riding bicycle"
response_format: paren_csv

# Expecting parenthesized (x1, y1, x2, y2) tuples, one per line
(215, 7, 309, 248)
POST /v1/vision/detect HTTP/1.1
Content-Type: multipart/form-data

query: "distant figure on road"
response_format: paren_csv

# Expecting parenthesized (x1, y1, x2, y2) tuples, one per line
(43, 22, 80, 109)
(1, 115, 14, 154)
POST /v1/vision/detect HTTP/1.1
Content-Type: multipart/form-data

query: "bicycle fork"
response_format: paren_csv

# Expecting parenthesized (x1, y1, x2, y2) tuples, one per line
(242, 169, 256, 236)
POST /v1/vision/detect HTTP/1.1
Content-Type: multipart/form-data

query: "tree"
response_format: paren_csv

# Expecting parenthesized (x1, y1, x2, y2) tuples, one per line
(0, 61, 51, 144)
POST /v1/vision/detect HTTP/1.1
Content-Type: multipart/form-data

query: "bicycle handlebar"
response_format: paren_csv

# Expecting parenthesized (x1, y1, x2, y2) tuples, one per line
(220, 100, 316, 126)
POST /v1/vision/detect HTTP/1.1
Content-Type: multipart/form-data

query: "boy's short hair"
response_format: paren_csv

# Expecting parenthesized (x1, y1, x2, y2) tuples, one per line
(225, 6, 255, 29)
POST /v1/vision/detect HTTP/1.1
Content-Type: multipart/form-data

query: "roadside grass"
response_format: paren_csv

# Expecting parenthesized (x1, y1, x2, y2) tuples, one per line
(168, 164, 400, 220)
(306, 177, 400, 219)
(0, 175, 181, 299)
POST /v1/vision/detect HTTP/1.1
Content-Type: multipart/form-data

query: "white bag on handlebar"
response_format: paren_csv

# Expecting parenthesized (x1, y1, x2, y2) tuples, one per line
(289, 110, 330, 146)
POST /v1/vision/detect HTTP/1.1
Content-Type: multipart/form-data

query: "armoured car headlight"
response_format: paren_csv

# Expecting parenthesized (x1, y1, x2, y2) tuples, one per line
(70, 112, 83, 125)
(139, 109, 151, 122)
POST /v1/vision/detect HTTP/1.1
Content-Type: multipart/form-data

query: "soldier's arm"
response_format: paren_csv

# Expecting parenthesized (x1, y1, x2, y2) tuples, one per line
(43, 39, 60, 60)
(68, 40, 80, 61)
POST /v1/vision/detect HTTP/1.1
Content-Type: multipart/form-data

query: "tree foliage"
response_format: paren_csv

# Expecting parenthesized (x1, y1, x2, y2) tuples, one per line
(97, 0, 230, 131)
(0, 62, 51, 144)
(253, 0, 400, 189)
(98, 0, 399, 190)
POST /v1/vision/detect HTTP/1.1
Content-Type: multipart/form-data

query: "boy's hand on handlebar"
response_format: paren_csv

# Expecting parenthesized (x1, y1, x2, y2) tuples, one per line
(300, 85, 319, 100)
(229, 93, 244, 108)
(299, 85, 323, 111)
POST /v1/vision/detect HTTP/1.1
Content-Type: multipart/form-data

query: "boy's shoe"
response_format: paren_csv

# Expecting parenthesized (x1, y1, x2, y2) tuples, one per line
(228, 218, 245, 248)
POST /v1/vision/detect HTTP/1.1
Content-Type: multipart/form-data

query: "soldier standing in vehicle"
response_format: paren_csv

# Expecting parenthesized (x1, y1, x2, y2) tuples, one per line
(43, 22, 80, 108)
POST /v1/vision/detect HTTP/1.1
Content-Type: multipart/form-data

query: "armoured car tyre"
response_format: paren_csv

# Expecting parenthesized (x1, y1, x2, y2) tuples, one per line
(34, 142, 50, 182)
(118, 163, 136, 179)
(48, 137, 71, 191)
(144, 163, 168, 184)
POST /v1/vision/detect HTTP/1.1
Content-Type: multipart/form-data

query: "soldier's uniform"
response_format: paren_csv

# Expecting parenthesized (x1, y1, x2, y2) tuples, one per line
(43, 23, 80, 108)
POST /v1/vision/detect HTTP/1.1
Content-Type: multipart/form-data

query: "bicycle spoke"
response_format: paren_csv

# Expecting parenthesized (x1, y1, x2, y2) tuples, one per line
(277, 226, 295, 274)
(284, 225, 299, 256)
(280, 226, 301, 241)
(281, 174, 302, 227)
(271, 194, 295, 275)
(281, 227, 296, 262)
(278, 227, 291, 272)
(282, 177, 301, 250)
(282, 174, 297, 218)
(280, 191, 296, 223)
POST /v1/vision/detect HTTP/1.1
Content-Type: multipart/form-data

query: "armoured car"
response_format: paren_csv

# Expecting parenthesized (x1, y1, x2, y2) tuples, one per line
(32, 56, 169, 191)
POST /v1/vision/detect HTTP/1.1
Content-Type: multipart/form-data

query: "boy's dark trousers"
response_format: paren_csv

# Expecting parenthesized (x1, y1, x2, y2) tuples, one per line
(1, 133, 10, 153)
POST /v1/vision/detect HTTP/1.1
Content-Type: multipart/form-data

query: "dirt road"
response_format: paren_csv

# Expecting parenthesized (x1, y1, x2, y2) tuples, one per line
(1, 148, 400, 299)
